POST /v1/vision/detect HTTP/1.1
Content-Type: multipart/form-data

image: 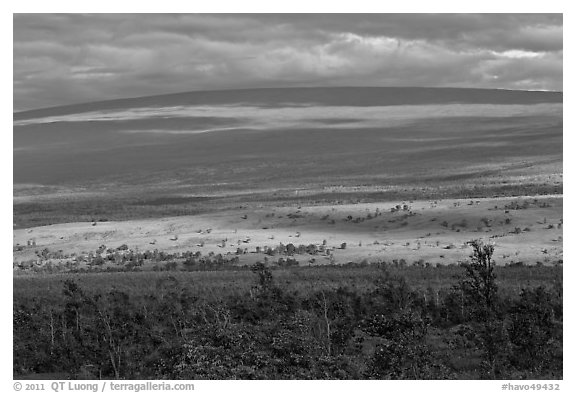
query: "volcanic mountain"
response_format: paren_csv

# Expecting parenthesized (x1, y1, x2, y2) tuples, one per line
(13, 87, 562, 227)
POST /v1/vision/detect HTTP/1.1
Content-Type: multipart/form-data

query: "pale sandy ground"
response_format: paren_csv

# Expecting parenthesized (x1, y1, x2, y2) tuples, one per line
(13, 195, 563, 267)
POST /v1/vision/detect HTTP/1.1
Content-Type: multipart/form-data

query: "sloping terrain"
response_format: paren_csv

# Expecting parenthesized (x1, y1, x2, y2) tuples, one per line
(13, 87, 562, 229)
(14, 87, 562, 187)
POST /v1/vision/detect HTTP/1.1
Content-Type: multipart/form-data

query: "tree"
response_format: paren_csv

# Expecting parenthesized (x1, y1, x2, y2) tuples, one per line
(250, 262, 273, 291)
(459, 240, 506, 379)
(461, 241, 497, 316)
(286, 243, 296, 256)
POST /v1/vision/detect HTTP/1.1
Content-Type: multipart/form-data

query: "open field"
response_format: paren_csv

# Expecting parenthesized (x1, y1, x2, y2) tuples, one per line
(14, 195, 562, 269)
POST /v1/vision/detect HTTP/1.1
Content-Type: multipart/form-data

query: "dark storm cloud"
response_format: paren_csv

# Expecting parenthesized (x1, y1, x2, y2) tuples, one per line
(13, 14, 563, 111)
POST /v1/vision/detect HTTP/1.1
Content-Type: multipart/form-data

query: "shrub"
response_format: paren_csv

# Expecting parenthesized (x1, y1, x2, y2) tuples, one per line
(507, 287, 563, 377)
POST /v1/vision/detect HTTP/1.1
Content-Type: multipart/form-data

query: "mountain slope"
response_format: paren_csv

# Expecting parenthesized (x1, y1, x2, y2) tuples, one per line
(14, 86, 562, 120)
(14, 87, 562, 188)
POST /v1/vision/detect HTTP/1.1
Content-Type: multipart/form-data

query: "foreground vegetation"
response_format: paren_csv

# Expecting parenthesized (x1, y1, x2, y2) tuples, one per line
(14, 242, 562, 380)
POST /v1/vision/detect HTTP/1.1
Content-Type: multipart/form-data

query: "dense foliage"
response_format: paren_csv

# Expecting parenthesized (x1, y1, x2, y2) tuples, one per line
(14, 243, 562, 380)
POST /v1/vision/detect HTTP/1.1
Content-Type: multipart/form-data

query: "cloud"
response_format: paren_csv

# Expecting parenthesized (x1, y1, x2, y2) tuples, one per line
(13, 14, 562, 111)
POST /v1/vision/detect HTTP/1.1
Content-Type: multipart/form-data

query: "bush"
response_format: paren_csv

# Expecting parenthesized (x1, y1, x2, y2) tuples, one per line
(507, 287, 563, 377)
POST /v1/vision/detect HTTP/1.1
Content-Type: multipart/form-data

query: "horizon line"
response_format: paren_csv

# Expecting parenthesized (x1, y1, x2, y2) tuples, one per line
(14, 85, 563, 114)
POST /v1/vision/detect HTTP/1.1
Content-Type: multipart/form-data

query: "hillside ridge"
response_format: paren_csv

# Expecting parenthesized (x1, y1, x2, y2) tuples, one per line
(14, 86, 563, 120)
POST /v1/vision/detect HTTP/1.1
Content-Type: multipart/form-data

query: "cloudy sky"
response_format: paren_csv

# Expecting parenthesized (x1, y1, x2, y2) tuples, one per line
(13, 14, 562, 111)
